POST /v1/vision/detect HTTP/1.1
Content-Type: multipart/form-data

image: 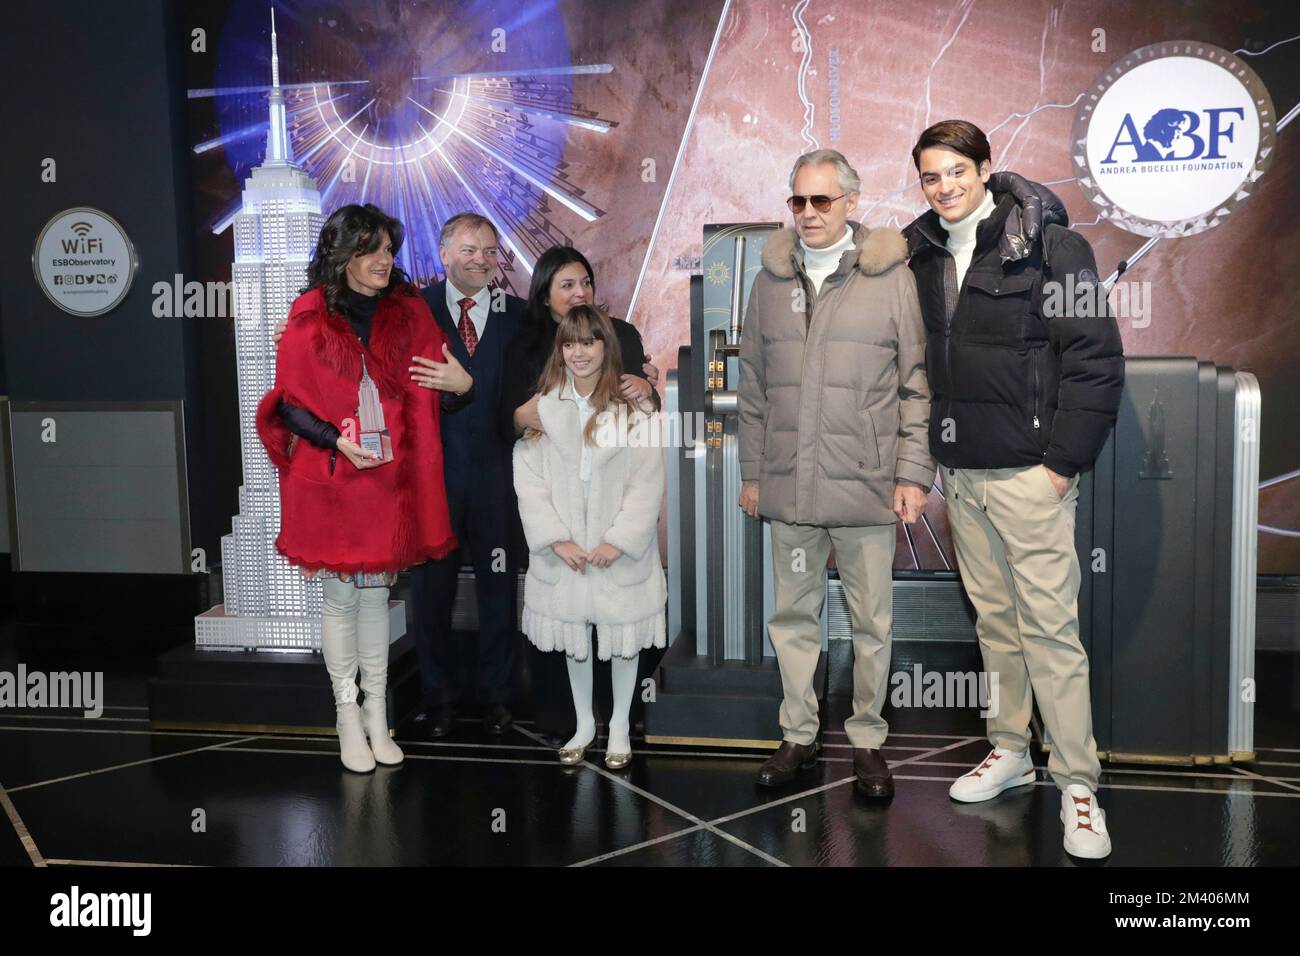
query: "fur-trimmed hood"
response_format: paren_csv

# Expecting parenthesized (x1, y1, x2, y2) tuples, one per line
(760, 221, 908, 280)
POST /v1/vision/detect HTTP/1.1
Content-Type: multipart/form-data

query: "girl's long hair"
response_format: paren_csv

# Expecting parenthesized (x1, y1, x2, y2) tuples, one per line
(304, 203, 415, 316)
(529, 304, 628, 446)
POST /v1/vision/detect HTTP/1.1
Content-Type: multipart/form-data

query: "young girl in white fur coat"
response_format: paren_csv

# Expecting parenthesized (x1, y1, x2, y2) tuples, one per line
(512, 305, 666, 769)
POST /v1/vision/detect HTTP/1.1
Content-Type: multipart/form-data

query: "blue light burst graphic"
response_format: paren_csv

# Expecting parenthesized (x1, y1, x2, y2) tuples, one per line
(189, 0, 620, 291)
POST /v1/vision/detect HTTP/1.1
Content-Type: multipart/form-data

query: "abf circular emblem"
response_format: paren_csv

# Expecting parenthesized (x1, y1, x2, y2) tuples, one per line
(32, 207, 139, 316)
(1071, 41, 1276, 239)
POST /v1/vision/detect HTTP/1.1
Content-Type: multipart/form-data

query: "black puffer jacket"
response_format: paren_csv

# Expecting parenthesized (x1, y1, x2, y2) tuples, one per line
(903, 173, 1124, 477)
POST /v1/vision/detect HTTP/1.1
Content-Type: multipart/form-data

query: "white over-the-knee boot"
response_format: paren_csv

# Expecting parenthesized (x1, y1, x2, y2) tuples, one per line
(323, 577, 376, 773)
(361, 696, 404, 766)
(356, 585, 403, 766)
(335, 699, 376, 773)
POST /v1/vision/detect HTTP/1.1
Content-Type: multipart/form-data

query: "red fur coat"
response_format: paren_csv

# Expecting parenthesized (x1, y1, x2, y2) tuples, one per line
(256, 285, 457, 575)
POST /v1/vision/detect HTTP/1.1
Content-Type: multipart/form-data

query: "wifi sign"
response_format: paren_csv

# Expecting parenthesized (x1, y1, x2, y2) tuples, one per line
(35, 207, 137, 316)
(59, 221, 103, 254)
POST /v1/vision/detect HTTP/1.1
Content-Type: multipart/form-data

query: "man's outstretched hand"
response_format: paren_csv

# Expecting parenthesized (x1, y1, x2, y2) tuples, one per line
(410, 344, 472, 394)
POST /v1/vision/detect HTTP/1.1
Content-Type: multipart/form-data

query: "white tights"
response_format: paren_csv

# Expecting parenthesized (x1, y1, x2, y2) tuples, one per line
(563, 627, 640, 756)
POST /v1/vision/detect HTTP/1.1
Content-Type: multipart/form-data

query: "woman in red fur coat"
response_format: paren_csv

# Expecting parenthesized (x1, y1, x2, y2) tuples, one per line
(257, 203, 470, 773)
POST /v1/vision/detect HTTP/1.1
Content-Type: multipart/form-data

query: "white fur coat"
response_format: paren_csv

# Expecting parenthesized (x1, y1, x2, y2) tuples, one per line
(512, 377, 667, 661)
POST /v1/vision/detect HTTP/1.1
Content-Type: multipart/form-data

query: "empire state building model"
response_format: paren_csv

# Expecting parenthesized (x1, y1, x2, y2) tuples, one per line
(195, 10, 401, 650)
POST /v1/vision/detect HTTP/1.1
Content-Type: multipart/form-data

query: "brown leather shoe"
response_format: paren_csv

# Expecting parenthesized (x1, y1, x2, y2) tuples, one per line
(853, 748, 895, 800)
(757, 740, 820, 788)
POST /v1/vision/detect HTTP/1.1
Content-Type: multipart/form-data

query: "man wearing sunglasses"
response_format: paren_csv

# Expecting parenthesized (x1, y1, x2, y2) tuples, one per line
(903, 120, 1123, 859)
(737, 149, 934, 799)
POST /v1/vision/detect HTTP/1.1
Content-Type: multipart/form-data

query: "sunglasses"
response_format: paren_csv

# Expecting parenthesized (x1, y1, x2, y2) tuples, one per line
(786, 193, 845, 213)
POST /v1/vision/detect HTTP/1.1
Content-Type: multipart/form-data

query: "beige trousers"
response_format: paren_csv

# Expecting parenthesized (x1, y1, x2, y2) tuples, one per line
(768, 521, 896, 749)
(943, 464, 1101, 792)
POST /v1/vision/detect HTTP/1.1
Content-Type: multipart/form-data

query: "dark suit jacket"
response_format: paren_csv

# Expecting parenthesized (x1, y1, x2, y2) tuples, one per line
(421, 279, 526, 442)
(422, 279, 530, 562)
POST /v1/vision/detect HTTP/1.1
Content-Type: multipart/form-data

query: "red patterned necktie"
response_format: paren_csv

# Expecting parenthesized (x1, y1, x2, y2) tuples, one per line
(457, 296, 478, 357)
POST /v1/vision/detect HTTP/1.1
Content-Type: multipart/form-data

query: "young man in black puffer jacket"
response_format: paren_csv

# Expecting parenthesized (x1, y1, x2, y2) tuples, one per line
(903, 120, 1124, 860)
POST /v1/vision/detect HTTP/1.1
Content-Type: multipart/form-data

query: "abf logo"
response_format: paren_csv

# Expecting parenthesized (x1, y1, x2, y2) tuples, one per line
(1072, 42, 1275, 238)
(1101, 107, 1244, 165)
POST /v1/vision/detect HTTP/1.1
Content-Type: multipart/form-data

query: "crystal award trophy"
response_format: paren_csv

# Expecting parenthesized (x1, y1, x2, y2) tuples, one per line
(356, 356, 393, 462)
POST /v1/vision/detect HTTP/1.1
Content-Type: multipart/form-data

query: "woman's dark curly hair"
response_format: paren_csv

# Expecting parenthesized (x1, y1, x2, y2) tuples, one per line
(304, 203, 414, 315)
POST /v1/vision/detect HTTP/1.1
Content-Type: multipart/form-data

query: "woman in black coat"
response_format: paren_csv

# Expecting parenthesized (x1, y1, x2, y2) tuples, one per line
(501, 246, 659, 440)
(501, 245, 662, 747)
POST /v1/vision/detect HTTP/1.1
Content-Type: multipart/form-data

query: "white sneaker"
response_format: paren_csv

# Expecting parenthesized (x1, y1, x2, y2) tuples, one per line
(948, 747, 1036, 803)
(1061, 784, 1111, 859)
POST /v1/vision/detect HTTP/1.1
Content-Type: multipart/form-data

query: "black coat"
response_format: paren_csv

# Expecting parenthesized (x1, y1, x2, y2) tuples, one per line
(904, 181, 1124, 477)
(498, 314, 655, 441)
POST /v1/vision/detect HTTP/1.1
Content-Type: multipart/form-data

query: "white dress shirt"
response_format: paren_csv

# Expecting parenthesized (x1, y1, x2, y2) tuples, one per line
(445, 280, 491, 341)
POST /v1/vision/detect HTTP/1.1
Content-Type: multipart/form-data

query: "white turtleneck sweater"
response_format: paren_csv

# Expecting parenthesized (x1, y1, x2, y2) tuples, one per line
(939, 189, 996, 288)
(799, 225, 855, 295)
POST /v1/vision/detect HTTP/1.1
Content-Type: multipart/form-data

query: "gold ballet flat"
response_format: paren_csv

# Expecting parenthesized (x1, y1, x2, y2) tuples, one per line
(558, 737, 594, 766)
(604, 750, 632, 770)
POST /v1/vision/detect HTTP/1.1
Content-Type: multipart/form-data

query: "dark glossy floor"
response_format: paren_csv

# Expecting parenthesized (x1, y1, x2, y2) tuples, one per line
(2, 633, 1298, 867)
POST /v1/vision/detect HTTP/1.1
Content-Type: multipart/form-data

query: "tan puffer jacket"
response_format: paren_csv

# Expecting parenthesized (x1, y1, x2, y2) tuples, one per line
(738, 221, 934, 527)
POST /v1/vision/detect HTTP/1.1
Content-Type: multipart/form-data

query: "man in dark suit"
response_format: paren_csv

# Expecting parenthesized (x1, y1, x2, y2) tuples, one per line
(407, 213, 527, 737)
